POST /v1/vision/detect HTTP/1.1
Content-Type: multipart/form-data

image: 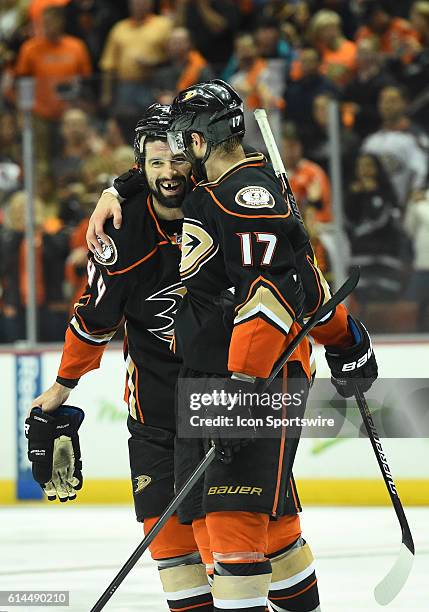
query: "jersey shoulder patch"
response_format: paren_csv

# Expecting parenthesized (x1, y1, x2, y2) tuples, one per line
(93, 190, 159, 274)
(93, 234, 118, 266)
(207, 165, 289, 218)
(234, 185, 275, 209)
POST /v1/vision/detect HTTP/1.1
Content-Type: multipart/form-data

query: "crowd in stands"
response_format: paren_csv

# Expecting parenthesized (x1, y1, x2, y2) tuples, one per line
(1, 0, 429, 342)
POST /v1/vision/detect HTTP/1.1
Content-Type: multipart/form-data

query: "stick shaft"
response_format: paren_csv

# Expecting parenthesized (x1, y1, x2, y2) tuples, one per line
(90, 446, 216, 611)
(354, 386, 414, 554)
(254, 108, 286, 176)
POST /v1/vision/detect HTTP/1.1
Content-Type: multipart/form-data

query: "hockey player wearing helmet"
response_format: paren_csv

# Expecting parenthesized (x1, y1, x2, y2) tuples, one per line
(84, 101, 321, 611)
(167, 80, 378, 612)
(30, 105, 216, 612)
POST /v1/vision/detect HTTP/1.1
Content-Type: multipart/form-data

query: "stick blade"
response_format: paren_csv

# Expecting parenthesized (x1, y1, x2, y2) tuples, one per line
(374, 543, 414, 605)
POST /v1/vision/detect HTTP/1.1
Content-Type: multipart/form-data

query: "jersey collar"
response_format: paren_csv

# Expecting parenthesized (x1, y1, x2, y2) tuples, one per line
(198, 152, 266, 188)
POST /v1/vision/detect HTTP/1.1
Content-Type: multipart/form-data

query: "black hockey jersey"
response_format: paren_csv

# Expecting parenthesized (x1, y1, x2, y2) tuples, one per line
(174, 153, 352, 378)
(57, 191, 183, 430)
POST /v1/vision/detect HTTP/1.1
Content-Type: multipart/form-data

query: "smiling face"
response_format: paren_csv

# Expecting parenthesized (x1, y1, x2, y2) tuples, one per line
(144, 139, 191, 208)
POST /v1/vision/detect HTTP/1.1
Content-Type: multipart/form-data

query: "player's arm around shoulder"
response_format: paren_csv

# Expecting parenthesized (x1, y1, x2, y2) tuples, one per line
(86, 168, 147, 253)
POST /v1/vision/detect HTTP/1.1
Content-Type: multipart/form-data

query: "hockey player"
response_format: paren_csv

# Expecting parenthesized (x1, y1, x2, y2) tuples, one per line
(86, 140, 322, 612)
(163, 80, 378, 612)
(28, 105, 215, 612)
(29, 104, 312, 612)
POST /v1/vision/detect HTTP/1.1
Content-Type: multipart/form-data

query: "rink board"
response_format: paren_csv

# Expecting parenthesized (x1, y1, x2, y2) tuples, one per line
(1, 341, 428, 505)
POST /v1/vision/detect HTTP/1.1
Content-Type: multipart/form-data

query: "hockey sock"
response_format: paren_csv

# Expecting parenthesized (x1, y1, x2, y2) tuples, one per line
(267, 537, 320, 612)
(158, 551, 213, 611)
(212, 558, 272, 611)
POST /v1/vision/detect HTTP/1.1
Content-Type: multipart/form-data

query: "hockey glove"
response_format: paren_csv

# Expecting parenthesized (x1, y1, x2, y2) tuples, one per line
(25, 405, 84, 502)
(325, 316, 378, 398)
(113, 168, 147, 199)
(203, 377, 257, 464)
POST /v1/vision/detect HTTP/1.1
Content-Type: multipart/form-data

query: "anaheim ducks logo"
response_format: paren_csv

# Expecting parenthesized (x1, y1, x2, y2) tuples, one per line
(182, 89, 198, 101)
(147, 282, 187, 342)
(235, 186, 275, 209)
(134, 475, 152, 494)
(180, 219, 219, 280)
(93, 235, 118, 266)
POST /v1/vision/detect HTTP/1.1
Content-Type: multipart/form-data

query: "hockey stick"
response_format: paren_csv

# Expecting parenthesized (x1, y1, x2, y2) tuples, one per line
(254, 108, 303, 224)
(90, 444, 216, 612)
(90, 270, 359, 611)
(354, 386, 414, 605)
(254, 107, 415, 604)
(259, 267, 360, 391)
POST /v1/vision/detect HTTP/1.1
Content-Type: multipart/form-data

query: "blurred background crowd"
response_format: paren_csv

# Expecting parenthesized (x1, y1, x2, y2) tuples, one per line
(1, 0, 429, 343)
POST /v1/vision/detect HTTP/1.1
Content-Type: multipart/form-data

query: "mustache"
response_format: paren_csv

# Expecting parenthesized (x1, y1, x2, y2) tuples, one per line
(156, 177, 187, 190)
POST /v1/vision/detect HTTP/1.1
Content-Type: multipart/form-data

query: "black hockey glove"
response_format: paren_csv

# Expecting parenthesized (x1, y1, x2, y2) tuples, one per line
(25, 405, 84, 502)
(202, 377, 258, 464)
(113, 168, 147, 199)
(325, 316, 378, 398)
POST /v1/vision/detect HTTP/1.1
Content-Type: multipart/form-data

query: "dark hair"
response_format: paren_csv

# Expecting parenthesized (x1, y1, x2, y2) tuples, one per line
(362, 0, 393, 20)
(43, 6, 65, 20)
(255, 17, 279, 31)
(211, 135, 244, 154)
(141, 134, 167, 161)
(357, 152, 398, 205)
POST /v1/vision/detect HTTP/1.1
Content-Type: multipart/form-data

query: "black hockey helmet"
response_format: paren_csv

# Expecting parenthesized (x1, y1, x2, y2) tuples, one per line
(167, 79, 245, 163)
(134, 103, 173, 167)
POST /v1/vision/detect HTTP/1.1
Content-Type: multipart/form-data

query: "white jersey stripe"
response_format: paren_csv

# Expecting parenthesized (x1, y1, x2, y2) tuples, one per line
(269, 561, 315, 591)
(213, 596, 268, 609)
(164, 584, 212, 600)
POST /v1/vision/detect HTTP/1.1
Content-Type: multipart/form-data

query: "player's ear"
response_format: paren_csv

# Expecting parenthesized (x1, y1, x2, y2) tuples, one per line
(191, 132, 204, 149)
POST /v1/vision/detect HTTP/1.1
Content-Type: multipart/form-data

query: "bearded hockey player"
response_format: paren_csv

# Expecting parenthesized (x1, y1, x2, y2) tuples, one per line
(164, 80, 378, 612)
(28, 105, 216, 612)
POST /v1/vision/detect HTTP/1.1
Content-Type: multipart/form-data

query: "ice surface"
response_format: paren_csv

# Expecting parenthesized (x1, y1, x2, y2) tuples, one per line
(0, 505, 427, 611)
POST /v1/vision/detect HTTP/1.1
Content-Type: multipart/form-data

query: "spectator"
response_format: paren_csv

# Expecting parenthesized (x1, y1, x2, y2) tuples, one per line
(100, 0, 172, 115)
(176, 0, 241, 73)
(154, 27, 214, 100)
(52, 108, 101, 186)
(301, 92, 360, 177)
(229, 33, 285, 152)
(282, 122, 332, 223)
(64, 0, 123, 67)
(309, 9, 357, 87)
(410, 0, 429, 41)
(286, 47, 337, 125)
(345, 153, 407, 302)
(0, 110, 21, 203)
(101, 116, 127, 155)
(110, 145, 135, 177)
(303, 205, 334, 284)
(361, 85, 429, 206)
(404, 189, 429, 328)
(14, 6, 92, 160)
(356, 0, 420, 65)
(392, 2, 429, 129)
(254, 18, 295, 63)
(27, 0, 70, 35)
(252, 0, 293, 25)
(1, 190, 69, 342)
(311, 0, 359, 40)
(342, 38, 397, 138)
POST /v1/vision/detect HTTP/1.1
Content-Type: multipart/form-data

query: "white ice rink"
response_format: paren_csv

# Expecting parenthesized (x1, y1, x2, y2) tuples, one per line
(1, 505, 427, 612)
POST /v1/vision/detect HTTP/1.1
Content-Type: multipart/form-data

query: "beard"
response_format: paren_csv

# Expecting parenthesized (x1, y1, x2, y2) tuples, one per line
(148, 176, 187, 209)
